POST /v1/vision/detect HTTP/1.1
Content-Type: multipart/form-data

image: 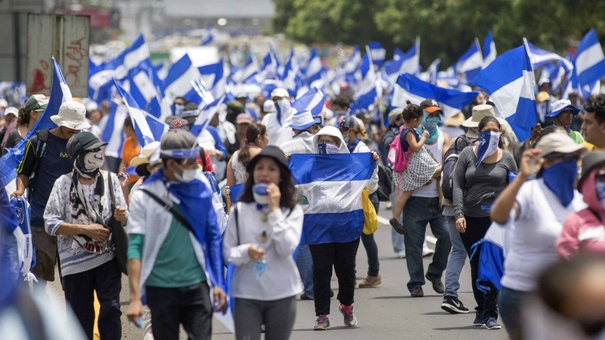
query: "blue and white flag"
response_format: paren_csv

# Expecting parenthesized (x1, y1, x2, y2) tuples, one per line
(198, 59, 227, 99)
(368, 41, 386, 68)
(525, 40, 574, 72)
(540, 63, 566, 93)
(575, 29, 605, 97)
(113, 79, 167, 148)
(260, 45, 280, 81)
(472, 44, 538, 141)
(231, 55, 259, 84)
(456, 38, 484, 84)
(10, 197, 36, 281)
(427, 59, 441, 84)
(190, 95, 226, 138)
(305, 48, 324, 90)
(280, 49, 300, 98)
(392, 73, 479, 119)
(163, 53, 204, 105)
(344, 45, 362, 85)
(123, 70, 161, 111)
(89, 34, 153, 103)
(289, 153, 376, 245)
(1, 57, 70, 192)
(384, 37, 421, 85)
(483, 31, 497, 68)
(102, 100, 128, 158)
(292, 87, 325, 116)
(356, 47, 379, 99)
(474, 221, 512, 293)
(476, 131, 501, 167)
(200, 24, 214, 46)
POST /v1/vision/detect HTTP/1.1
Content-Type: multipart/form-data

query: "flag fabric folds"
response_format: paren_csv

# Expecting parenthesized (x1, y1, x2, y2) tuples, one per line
(288, 153, 376, 245)
(456, 39, 484, 83)
(483, 31, 497, 68)
(200, 24, 214, 46)
(392, 73, 479, 119)
(472, 45, 538, 141)
(368, 41, 386, 68)
(525, 40, 574, 72)
(292, 88, 325, 116)
(575, 29, 605, 96)
(190, 95, 226, 138)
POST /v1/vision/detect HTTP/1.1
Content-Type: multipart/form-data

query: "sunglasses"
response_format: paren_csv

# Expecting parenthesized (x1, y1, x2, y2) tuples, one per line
(544, 153, 580, 162)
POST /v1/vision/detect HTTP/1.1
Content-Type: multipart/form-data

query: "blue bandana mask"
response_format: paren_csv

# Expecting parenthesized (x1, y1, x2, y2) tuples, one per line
(416, 110, 441, 144)
(542, 160, 578, 207)
(476, 131, 501, 167)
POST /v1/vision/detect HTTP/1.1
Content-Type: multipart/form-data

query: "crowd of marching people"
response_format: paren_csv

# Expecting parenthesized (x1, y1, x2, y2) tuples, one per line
(2, 55, 605, 340)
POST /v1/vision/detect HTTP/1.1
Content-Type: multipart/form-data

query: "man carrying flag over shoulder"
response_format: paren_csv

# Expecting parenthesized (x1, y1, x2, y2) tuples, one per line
(126, 129, 226, 339)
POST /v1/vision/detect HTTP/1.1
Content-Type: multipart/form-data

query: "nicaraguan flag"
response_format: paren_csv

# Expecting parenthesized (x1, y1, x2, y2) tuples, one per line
(368, 41, 386, 68)
(163, 54, 204, 105)
(198, 59, 227, 99)
(437, 66, 460, 89)
(1, 57, 70, 192)
(524, 39, 574, 72)
(123, 70, 161, 110)
(483, 31, 497, 68)
(561, 53, 581, 99)
(427, 59, 441, 84)
(384, 37, 421, 85)
(575, 29, 605, 96)
(113, 79, 167, 147)
(289, 153, 376, 245)
(474, 222, 511, 293)
(392, 73, 479, 119)
(292, 88, 325, 116)
(456, 38, 484, 84)
(472, 44, 538, 141)
(305, 48, 324, 90)
(280, 49, 300, 98)
(231, 55, 259, 84)
(190, 95, 226, 137)
(344, 45, 362, 85)
(102, 101, 127, 158)
(260, 45, 280, 80)
(476, 131, 501, 167)
(540, 63, 566, 93)
(200, 24, 214, 46)
(10, 197, 36, 281)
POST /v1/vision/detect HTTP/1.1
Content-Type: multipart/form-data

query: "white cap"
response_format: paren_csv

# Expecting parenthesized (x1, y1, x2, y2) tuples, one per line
(4, 107, 18, 117)
(271, 88, 289, 99)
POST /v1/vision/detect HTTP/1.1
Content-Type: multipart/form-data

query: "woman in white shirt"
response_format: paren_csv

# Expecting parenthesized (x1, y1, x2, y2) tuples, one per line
(224, 145, 303, 340)
(491, 132, 587, 339)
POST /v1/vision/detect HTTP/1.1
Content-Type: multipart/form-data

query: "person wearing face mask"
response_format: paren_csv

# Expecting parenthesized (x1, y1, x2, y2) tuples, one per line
(453, 116, 517, 330)
(262, 88, 295, 147)
(546, 99, 584, 144)
(224, 146, 303, 340)
(11, 100, 88, 294)
(558, 151, 605, 259)
(126, 130, 227, 339)
(337, 116, 382, 288)
(43, 131, 127, 339)
(491, 133, 587, 339)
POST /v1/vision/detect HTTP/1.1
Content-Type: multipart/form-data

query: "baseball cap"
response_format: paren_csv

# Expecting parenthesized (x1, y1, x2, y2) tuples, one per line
(24, 94, 49, 112)
(535, 133, 586, 158)
(337, 115, 359, 129)
(419, 98, 442, 113)
(4, 107, 18, 118)
(159, 129, 200, 159)
(270, 88, 289, 99)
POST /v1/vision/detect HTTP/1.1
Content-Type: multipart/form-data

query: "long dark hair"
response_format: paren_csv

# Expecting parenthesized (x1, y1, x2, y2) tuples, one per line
(16, 107, 29, 126)
(238, 123, 266, 166)
(238, 156, 298, 209)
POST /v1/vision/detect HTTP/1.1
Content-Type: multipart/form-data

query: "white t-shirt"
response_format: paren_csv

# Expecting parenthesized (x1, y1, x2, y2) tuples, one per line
(501, 179, 587, 292)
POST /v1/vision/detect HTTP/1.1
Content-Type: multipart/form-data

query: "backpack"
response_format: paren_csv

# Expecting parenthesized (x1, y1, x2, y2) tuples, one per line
(27, 129, 50, 197)
(441, 135, 472, 201)
(387, 127, 414, 173)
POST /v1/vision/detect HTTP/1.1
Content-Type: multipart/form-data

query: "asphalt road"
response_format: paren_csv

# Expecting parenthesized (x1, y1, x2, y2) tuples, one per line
(49, 207, 509, 340)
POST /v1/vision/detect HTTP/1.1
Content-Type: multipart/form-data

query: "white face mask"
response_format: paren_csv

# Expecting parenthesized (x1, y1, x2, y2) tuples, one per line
(318, 143, 340, 154)
(83, 150, 104, 171)
(174, 162, 199, 183)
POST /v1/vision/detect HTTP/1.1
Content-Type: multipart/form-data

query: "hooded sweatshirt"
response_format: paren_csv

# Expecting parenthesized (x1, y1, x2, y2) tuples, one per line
(557, 169, 605, 260)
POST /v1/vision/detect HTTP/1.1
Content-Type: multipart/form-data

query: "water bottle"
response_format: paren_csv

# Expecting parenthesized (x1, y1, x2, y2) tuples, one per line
(253, 258, 266, 279)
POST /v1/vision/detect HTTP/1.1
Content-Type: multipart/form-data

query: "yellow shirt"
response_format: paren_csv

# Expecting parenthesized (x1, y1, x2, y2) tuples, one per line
(582, 142, 605, 151)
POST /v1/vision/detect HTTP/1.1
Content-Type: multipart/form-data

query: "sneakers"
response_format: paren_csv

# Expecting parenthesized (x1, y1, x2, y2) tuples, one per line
(485, 317, 501, 330)
(389, 218, 407, 235)
(425, 273, 445, 294)
(339, 304, 358, 327)
(300, 293, 313, 300)
(410, 286, 424, 297)
(441, 296, 470, 314)
(314, 314, 330, 330)
(396, 250, 406, 258)
(473, 313, 485, 326)
(422, 246, 435, 257)
(358, 275, 382, 288)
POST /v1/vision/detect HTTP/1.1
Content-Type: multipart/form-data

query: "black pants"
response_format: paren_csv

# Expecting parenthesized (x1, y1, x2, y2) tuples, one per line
(460, 215, 499, 319)
(309, 238, 360, 316)
(62, 258, 122, 340)
(146, 281, 213, 340)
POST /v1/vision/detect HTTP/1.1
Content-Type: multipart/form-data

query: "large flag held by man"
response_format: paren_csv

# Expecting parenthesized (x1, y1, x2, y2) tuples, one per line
(289, 153, 376, 245)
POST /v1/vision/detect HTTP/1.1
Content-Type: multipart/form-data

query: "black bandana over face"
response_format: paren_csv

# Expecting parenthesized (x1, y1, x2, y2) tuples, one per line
(73, 149, 104, 179)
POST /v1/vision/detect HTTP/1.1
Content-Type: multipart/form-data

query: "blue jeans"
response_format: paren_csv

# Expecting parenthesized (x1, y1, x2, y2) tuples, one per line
(499, 286, 528, 339)
(403, 197, 451, 291)
(296, 244, 314, 298)
(444, 215, 467, 297)
(390, 190, 405, 252)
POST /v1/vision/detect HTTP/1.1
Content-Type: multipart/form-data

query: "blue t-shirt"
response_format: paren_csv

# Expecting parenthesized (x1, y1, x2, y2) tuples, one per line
(20, 132, 72, 227)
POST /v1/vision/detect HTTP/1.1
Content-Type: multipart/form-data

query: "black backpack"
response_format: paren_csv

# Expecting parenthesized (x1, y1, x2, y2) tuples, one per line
(441, 135, 473, 201)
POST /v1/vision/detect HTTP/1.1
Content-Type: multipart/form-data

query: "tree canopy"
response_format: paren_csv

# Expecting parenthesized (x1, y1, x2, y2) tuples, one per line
(272, 0, 605, 67)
